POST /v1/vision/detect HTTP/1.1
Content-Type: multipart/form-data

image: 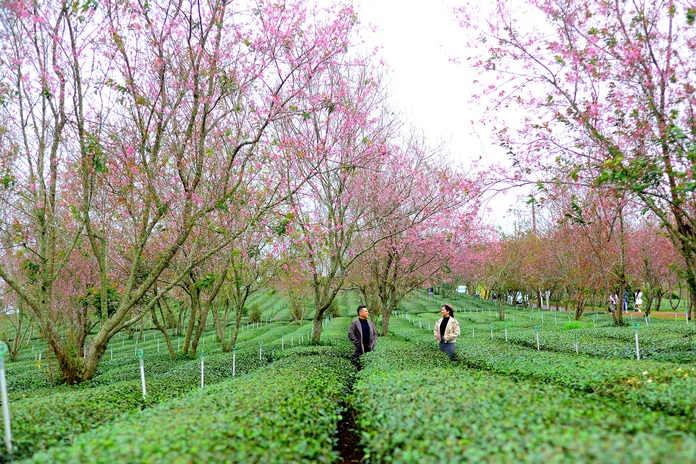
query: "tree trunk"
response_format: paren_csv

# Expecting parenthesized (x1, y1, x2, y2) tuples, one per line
(381, 310, 391, 336)
(182, 289, 199, 355)
(212, 294, 234, 353)
(189, 271, 226, 356)
(311, 315, 324, 343)
(151, 304, 176, 358)
(611, 209, 627, 326)
(160, 297, 177, 329)
(227, 298, 247, 351)
(81, 341, 109, 383)
(310, 282, 340, 342)
(9, 302, 32, 362)
(644, 293, 653, 314)
(574, 294, 585, 320)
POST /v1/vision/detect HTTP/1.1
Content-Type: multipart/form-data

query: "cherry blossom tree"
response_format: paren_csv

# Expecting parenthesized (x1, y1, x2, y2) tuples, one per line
(214, 224, 285, 352)
(545, 184, 635, 322)
(0, 0, 361, 383)
(273, 256, 314, 324)
(628, 221, 683, 316)
(456, 0, 696, 320)
(273, 59, 403, 342)
(348, 140, 478, 334)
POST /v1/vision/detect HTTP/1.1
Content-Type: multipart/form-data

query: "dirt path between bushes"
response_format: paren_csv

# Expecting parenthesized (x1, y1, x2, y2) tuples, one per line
(333, 357, 365, 463)
(334, 405, 365, 463)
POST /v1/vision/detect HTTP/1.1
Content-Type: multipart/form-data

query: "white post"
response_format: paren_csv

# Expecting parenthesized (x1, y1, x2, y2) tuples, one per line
(0, 343, 13, 455)
(232, 347, 237, 377)
(138, 350, 147, 399)
(201, 351, 205, 389)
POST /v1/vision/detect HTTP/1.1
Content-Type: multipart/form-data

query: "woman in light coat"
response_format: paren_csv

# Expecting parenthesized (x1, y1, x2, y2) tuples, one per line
(434, 304, 460, 360)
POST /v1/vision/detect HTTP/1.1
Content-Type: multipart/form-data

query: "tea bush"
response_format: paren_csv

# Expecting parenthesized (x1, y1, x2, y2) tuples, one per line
(388, 317, 696, 417)
(352, 337, 696, 463)
(29, 348, 355, 463)
(2, 349, 266, 462)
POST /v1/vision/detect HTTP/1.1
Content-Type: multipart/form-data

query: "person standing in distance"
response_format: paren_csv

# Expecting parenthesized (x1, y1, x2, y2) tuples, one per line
(348, 305, 379, 356)
(434, 304, 460, 360)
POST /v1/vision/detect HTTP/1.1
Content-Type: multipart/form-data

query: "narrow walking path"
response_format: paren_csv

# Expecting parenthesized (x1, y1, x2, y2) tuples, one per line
(334, 356, 365, 463)
(334, 404, 364, 463)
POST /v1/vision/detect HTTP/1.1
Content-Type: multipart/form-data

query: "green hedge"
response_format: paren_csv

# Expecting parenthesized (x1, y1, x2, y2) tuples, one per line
(461, 314, 696, 363)
(2, 316, 352, 462)
(28, 348, 355, 463)
(401, 299, 696, 362)
(387, 317, 696, 418)
(352, 338, 696, 463)
(2, 349, 266, 462)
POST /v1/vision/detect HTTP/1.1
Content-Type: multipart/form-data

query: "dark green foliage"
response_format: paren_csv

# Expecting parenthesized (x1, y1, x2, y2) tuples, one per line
(387, 315, 696, 418)
(325, 296, 342, 317)
(28, 350, 355, 463)
(2, 350, 266, 461)
(6, 293, 696, 463)
(352, 337, 696, 463)
(248, 303, 262, 323)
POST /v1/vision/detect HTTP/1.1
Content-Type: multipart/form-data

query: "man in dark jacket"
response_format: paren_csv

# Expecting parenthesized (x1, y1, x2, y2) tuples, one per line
(348, 305, 379, 356)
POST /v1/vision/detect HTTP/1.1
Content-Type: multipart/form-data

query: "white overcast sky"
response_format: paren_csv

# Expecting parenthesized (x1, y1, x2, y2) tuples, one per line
(354, 0, 519, 229)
